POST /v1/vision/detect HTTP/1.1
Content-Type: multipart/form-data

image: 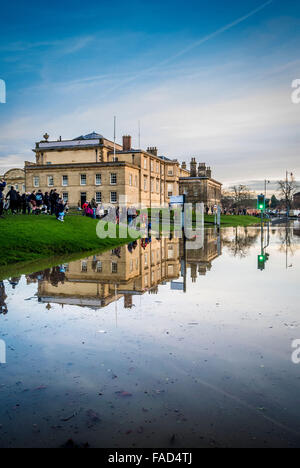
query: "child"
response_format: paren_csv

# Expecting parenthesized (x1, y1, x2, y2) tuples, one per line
(56, 198, 66, 222)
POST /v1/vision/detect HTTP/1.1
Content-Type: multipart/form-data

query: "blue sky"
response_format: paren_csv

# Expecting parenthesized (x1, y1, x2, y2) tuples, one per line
(0, 0, 300, 188)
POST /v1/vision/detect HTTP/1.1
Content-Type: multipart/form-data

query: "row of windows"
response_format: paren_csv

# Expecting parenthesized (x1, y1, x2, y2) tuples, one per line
(142, 158, 174, 176)
(61, 191, 118, 204)
(81, 260, 118, 273)
(6, 184, 25, 192)
(142, 177, 173, 195)
(33, 173, 117, 188)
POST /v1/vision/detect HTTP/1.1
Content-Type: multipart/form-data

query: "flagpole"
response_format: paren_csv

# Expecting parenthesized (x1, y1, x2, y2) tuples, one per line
(113, 116, 116, 161)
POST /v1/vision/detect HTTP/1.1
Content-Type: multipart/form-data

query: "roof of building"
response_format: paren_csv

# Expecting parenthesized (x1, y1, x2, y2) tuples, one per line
(73, 132, 104, 140)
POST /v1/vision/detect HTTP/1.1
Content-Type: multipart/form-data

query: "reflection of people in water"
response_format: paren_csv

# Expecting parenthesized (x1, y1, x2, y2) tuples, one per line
(9, 277, 21, 289)
(0, 281, 8, 315)
(27, 266, 66, 287)
(49, 266, 66, 287)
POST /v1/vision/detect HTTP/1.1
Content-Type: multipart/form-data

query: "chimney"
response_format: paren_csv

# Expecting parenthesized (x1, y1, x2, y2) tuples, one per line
(190, 158, 197, 177)
(182, 162, 187, 170)
(198, 163, 206, 177)
(123, 135, 132, 151)
(147, 147, 158, 157)
(206, 166, 212, 178)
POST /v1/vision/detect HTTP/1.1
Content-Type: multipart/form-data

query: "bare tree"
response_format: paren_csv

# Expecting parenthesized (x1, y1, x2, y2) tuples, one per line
(229, 185, 254, 208)
(277, 173, 299, 210)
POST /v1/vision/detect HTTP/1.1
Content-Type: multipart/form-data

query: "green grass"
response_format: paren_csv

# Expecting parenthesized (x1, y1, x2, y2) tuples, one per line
(203, 214, 265, 227)
(0, 214, 136, 268)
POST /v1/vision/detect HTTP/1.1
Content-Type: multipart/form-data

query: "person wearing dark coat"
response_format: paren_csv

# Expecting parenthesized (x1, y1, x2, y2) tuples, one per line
(0, 179, 6, 218)
(6, 186, 18, 214)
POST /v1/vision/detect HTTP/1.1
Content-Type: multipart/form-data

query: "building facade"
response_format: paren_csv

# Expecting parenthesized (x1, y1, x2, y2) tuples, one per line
(179, 159, 222, 210)
(0, 168, 25, 194)
(25, 132, 221, 209)
(25, 132, 189, 208)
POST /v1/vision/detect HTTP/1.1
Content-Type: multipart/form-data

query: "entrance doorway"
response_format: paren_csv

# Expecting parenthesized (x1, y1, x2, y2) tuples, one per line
(80, 192, 87, 208)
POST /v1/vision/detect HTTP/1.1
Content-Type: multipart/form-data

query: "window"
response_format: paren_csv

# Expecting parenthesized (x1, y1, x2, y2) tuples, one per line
(144, 176, 148, 191)
(129, 174, 133, 186)
(96, 261, 102, 273)
(110, 192, 117, 203)
(144, 158, 147, 169)
(130, 260, 133, 273)
(134, 175, 138, 187)
(81, 261, 88, 272)
(110, 173, 117, 185)
(168, 167, 174, 176)
(168, 245, 174, 259)
(80, 174, 87, 186)
(95, 192, 102, 203)
(48, 176, 54, 187)
(95, 174, 101, 185)
(144, 253, 148, 267)
(15, 184, 19, 190)
(62, 175, 68, 186)
(151, 179, 154, 193)
(167, 183, 173, 197)
(62, 192, 68, 203)
(22, 185, 25, 192)
(111, 262, 118, 273)
(156, 179, 159, 193)
(151, 160, 154, 172)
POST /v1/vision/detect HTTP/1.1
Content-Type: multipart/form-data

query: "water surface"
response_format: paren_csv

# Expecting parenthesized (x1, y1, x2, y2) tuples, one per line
(0, 224, 300, 448)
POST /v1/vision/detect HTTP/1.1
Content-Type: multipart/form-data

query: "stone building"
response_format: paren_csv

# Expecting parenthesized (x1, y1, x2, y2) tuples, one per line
(0, 168, 25, 194)
(36, 237, 181, 309)
(33, 233, 222, 309)
(179, 158, 222, 210)
(293, 192, 300, 209)
(25, 132, 189, 208)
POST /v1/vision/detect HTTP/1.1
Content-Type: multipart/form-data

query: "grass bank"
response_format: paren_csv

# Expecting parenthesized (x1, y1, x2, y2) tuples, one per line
(0, 215, 135, 268)
(203, 214, 264, 227)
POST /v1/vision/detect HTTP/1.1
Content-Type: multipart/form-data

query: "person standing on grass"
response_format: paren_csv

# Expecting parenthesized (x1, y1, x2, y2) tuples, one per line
(55, 197, 66, 222)
(21, 193, 27, 214)
(5, 186, 18, 215)
(44, 192, 50, 214)
(0, 179, 6, 218)
(35, 190, 44, 215)
(50, 189, 59, 215)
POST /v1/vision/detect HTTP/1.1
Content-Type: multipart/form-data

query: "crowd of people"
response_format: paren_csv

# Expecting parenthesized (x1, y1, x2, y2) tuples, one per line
(0, 182, 68, 222)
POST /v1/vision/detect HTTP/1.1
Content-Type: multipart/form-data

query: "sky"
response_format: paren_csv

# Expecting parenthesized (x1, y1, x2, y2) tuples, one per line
(0, 0, 299, 190)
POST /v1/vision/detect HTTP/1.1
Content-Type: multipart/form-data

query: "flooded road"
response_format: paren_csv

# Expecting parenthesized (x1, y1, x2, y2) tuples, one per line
(0, 224, 300, 448)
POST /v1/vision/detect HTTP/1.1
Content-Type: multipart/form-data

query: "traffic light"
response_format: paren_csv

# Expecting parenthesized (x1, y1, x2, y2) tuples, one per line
(258, 254, 266, 270)
(257, 194, 265, 211)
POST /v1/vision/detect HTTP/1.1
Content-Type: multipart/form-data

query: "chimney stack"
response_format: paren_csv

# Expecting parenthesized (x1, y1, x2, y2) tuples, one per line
(123, 135, 132, 151)
(190, 158, 197, 177)
(198, 163, 206, 177)
(206, 166, 212, 178)
(147, 147, 158, 157)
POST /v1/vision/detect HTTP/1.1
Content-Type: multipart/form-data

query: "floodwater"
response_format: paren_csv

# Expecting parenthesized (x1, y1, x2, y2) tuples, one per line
(0, 224, 300, 448)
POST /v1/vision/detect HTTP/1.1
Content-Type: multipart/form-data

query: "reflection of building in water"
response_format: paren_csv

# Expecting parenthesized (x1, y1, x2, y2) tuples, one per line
(36, 237, 181, 309)
(180, 229, 221, 284)
(30, 232, 223, 310)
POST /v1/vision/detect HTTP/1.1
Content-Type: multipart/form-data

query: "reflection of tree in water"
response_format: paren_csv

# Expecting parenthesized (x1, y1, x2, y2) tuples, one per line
(0, 281, 8, 315)
(27, 266, 66, 287)
(222, 227, 260, 258)
(278, 227, 296, 257)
